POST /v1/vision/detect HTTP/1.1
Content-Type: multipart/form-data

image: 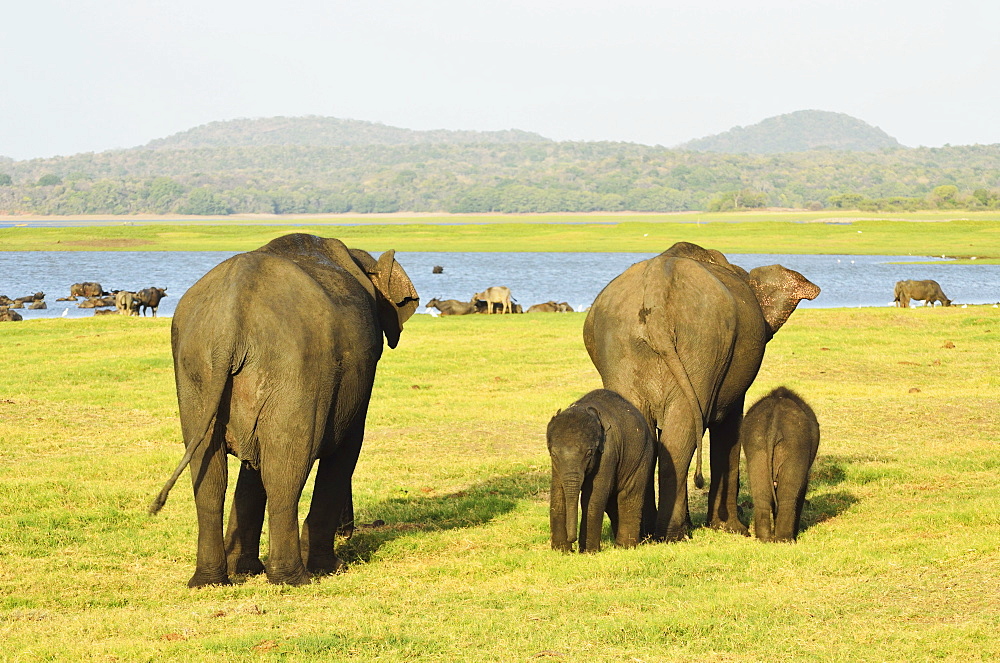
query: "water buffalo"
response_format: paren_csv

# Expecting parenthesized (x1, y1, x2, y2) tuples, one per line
(115, 291, 138, 316)
(426, 297, 477, 315)
(528, 301, 573, 313)
(14, 292, 45, 305)
(27, 300, 47, 310)
(0, 307, 23, 322)
(472, 286, 513, 315)
(894, 279, 951, 308)
(70, 282, 104, 298)
(134, 287, 168, 317)
(78, 296, 116, 308)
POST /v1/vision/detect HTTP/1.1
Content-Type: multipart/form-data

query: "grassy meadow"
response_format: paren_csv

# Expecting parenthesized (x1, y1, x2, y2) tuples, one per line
(1, 304, 999, 661)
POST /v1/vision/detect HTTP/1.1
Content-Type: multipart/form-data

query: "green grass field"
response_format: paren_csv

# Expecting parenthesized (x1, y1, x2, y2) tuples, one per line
(3, 211, 1000, 261)
(2, 304, 999, 661)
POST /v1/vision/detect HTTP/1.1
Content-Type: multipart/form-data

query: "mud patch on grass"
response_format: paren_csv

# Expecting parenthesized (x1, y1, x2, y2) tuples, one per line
(62, 239, 155, 249)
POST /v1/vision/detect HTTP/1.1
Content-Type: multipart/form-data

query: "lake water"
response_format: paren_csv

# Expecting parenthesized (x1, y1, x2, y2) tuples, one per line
(0, 251, 997, 319)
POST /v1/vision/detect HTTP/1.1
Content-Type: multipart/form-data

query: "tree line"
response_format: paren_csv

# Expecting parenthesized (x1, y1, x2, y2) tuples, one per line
(1, 142, 999, 215)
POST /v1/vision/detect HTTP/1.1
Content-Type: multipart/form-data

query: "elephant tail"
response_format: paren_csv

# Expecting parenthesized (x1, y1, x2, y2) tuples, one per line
(640, 276, 707, 489)
(148, 350, 231, 515)
(767, 408, 781, 514)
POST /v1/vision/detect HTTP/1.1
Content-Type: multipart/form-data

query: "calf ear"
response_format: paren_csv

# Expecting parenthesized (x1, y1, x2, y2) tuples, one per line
(586, 406, 608, 453)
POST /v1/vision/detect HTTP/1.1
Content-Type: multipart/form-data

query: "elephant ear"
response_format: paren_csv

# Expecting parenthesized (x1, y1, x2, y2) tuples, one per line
(748, 264, 821, 335)
(370, 250, 420, 349)
(585, 406, 607, 454)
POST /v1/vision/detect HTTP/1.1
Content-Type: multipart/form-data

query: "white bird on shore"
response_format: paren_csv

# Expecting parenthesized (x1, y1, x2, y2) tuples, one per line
(61, 308, 68, 317)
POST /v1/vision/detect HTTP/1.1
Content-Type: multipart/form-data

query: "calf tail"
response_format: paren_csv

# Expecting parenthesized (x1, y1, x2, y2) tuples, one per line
(148, 351, 231, 515)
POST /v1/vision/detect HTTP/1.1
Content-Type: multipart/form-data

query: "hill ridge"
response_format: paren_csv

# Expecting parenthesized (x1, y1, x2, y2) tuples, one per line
(677, 110, 902, 154)
(143, 115, 552, 149)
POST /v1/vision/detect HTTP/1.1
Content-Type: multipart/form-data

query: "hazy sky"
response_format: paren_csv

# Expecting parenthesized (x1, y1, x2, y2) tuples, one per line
(3, 0, 998, 160)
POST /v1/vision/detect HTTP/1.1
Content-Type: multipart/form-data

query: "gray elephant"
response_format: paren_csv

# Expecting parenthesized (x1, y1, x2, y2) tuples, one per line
(548, 389, 655, 553)
(149, 233, 419, 587)
(583, 242, 820, 541)
(894, 279, 951, 308)
(742, 387, 819, 542)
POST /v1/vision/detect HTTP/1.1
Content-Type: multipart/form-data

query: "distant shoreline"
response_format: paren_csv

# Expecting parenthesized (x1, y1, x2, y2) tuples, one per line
(0, 209, 988, 226)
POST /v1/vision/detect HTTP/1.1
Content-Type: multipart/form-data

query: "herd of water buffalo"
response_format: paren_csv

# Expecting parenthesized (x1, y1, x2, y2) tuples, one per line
(0, 281, 168, 321)
(421, 278, 953, 318)
(426, 287, 574, 316)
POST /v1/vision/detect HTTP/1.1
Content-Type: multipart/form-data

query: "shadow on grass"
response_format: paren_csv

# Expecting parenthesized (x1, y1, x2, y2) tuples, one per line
(800, 454, 860, 533)
(801, 489, 858, 532)
(734, 454, 859, 536)
(336, 469, 549, 564)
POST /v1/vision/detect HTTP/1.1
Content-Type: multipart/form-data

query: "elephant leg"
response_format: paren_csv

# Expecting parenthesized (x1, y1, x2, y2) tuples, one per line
(549, 469, 571, 552)
(188, 433, 231, 587)
(773, 467, 810, 542)
(336, 488, 355, 539)
(259, 454, 313, 586)
(224, 461, 267, 576)
(605, 494, 620, 543)
(301, 427, 365, 575)
(746, 454, 776, 541)
(655, 403, 698, 541)
(614, 488, 645, 548)
(300, 454, 355, 575)
(707, 411, 749, 536)
(641, 458, 657, 540)
(578, 475, 607, 553)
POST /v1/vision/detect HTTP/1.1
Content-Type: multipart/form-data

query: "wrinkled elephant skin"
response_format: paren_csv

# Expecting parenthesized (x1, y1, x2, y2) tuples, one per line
(150, 233, 419, 587)
(741, 387, 820, 542)
(583, 242, 819, 541)
(548, 389, 655, 553)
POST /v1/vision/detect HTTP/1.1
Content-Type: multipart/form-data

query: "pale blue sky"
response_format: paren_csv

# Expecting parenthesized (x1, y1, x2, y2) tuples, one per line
(3, 0, 998, 160)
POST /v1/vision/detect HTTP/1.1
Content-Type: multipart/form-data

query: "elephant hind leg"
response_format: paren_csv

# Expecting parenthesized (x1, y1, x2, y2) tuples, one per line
(654, 403, 699, 541)
(259, 451, 314, 586)
(707, 412, 749, 536)
(189, 432, 231, 588)
(225, 461, 267, 576)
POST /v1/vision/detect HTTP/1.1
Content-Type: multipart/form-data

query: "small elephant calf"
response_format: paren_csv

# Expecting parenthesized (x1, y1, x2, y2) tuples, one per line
(742, 387, 820, 542)
(548, 389, 655, 552)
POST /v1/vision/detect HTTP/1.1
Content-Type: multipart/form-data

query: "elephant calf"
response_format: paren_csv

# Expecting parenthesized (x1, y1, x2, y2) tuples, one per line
(742, 387, 820, 542)
(548, 389, 655, 553)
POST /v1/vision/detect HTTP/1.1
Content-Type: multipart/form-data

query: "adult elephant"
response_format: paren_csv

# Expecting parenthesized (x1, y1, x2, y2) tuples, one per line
(149, 233, 419, 587)
(583, 242, 820, 541)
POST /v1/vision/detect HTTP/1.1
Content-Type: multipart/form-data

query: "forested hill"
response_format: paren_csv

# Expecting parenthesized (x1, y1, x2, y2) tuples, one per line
(678, 110, 902, 154)
(1, 115, 999, 215)
(144, 116, 551, 149)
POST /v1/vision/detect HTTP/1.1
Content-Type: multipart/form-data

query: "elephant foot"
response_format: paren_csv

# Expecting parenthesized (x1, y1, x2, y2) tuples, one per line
(306, 554, 346, 576)
(266, 563, 313, 586)
(188, 569, 232, 588)
(228, 555, 266, 576)
(656, 527, 691, 543)
(711, 518, 749, 536)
